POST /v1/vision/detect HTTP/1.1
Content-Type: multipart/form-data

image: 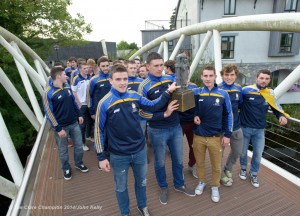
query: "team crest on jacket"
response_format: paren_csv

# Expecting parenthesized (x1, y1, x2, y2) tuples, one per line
(214, 98, 220, 106)
(132, 103, 137, 112)
(236, 93, 239, 100)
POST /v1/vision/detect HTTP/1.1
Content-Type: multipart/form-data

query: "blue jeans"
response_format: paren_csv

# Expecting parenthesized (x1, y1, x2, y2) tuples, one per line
(110, 146, 147, 216)
(148, 124, 184, 188)
(240, 127, 265, 176)
(54, 122, 84, 171)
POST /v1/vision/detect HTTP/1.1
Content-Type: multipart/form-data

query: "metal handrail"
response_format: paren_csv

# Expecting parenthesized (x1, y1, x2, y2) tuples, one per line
(9, 117, 48, 216)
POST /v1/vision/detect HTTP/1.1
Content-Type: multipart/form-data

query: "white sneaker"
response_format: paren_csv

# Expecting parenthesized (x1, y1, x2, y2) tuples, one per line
(211, 187, 220, 203)
(86, 137, 94, 142)
(83, 145, 90, 151)
(188, 165, 198, 179)
(195, 182, 206, 195)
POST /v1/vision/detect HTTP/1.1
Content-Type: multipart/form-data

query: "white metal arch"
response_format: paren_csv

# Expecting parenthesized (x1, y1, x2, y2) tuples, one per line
(129, 13, 300, 97)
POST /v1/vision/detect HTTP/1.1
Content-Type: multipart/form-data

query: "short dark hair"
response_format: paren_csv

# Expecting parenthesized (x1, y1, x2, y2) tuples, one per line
(202, 65, 216, 75)
(146, 52, 163, 64)
(97, 56, 109, 66)
(68, 57, 77, 62)
(110, 64, 128, 78)
(257, 69, 271, 78)
(77, 58, 86, 66)
(54, 61, 64, 68)
(51, 67, 64, 80)
(164, 60, 176, 73)
(220, 64, 239, 76)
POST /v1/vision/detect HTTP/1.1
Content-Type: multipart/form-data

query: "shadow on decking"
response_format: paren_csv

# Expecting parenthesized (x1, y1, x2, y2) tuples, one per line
(30, 129, 300, 216)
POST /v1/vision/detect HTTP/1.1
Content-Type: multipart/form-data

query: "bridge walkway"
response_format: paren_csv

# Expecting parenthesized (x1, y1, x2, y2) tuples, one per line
(30, 129, 300, 216)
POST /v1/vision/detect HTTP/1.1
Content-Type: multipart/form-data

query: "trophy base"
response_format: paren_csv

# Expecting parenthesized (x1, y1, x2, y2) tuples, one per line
(171, 89, 195, 112)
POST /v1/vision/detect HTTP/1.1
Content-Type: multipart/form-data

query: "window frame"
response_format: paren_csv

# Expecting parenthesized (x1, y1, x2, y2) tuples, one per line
(280, 33, 294, 53)
(221, 36, 235, 59)
(224, 0, 236, 15)
(284, 0, 298, 12)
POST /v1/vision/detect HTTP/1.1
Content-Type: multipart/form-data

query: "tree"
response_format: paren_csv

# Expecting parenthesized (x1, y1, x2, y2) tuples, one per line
(117, 41, 139, 50)
(0, 0, 92, 148)
(0, 0, 92, 49)
(169, 7, 177, 30)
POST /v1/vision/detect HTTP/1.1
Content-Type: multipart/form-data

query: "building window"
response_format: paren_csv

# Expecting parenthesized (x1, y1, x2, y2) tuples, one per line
(221, 36, 235, 59)
(280, 33, 293, 52)
(284, 0, 298, 12)
(224, 0, 236, 15)
(168, 40, 173, 51)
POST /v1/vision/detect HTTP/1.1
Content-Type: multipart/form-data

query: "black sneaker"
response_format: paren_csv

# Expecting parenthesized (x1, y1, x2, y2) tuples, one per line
(75, 164, 89, 173)
(137, 207, 150, 216)
(174, 185, 196, 197)
(159, 188, 168, 205)
(64, 169, 72, 180)
(249, 172, 260, 188)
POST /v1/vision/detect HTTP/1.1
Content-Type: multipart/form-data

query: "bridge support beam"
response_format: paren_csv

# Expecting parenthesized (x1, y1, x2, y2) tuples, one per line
(11, 42, 44, 124)
(163, 41, 168, 61)
(170, 34, 185, 60)
(0, 113, 24, 186)
(0, 68, 40, 131)
(0, 176, 18, 199)
(189, 30, 212, 81)
(213, 29, 222, 84)
(274, 64, 300, 99)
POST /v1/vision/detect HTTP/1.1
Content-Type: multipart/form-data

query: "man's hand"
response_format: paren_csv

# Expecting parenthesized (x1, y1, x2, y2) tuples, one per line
(222, 137, 230, 147)
(194, 116, 201, 125)
(78, 117, 84, 124)
(99, 159, 110, 172)
(279, 116, 288, 126)
(58, 129, 67, 138)
(91, 115, 95, 120)
(167, 82, 181, 93)
(164, 100, 179, 118)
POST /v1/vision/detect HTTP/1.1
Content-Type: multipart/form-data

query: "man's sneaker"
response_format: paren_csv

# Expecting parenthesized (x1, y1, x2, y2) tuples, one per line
(75, 164, 89, 173)
(137, 207, 150, 216)
(239, 169, 247, 180)
(220, 175, 232, 187)
(64, 169, 72, 180)
(195, 182, 206, 195)
(249, 172, 260, 188)
(224, 169, 233, 183)
(159, 188, 168, 205)
(174, 185, 196, 197)
(86, 137, 94, 142)
(83, 145, 90, 151)
(188, 165, 198, 179)
(211, 187, 220, 203)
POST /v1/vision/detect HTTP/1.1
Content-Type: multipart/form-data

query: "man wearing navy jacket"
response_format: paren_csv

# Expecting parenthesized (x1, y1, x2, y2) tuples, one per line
(218, 64, 243, 187)
(43, 67, 89, 181)
(193, 65, 233, 203)
(239, 69, 288, 188)
(138, 52, 195, 206)
(95, 64, 179, 216)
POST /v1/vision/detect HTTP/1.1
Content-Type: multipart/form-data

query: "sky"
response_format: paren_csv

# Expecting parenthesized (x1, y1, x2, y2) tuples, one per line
(68, 0, 178, 47)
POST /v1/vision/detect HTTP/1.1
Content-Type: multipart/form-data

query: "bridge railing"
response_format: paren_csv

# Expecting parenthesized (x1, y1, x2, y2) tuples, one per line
(1, 12, 300, 215)
(0, 26, 49, 215)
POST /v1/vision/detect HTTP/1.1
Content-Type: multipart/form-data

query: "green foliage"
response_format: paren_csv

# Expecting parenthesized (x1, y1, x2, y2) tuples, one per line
(0, 0, 92, 51)
(0, 0, 92, 149)
(169, 7, 177, 30)
(117, 41, 139, 50)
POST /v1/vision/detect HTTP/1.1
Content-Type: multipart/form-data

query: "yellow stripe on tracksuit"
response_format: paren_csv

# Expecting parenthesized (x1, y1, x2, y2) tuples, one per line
(43, 87, 59, 127)
(94, 92, 112, 153)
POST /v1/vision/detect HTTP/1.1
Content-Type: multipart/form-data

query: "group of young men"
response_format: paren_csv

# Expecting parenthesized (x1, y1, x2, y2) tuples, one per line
(43, 52, 289, 216)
